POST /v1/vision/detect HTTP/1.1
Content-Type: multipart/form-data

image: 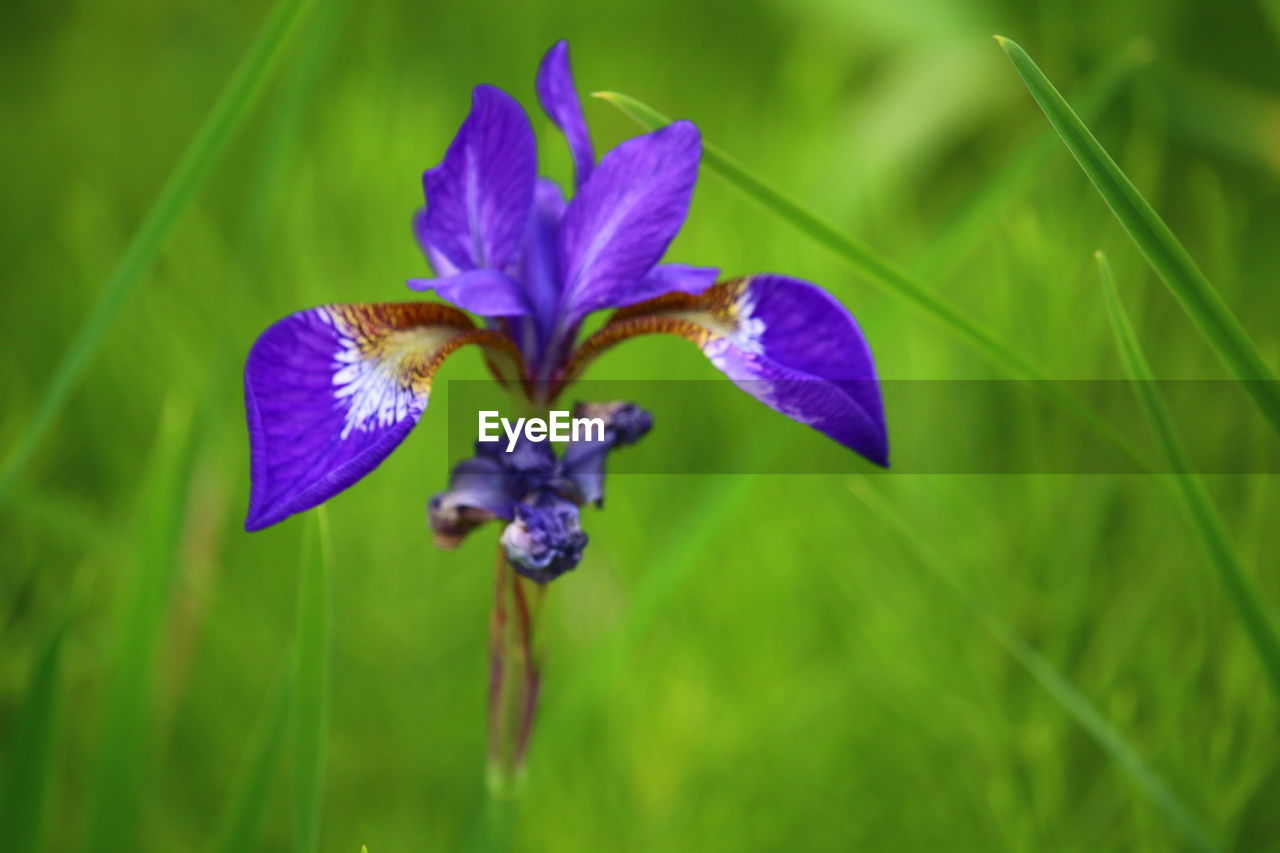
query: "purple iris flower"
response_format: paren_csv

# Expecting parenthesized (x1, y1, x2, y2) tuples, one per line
(242, 41, 888, 579)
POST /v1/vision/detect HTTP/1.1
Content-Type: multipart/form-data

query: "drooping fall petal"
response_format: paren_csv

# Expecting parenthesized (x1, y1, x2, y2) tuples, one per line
(567, 275, 888, 466)
(244, 302, 521, 531)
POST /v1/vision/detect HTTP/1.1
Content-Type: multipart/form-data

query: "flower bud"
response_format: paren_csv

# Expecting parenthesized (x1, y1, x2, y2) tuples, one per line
(499, 497, 588, 583)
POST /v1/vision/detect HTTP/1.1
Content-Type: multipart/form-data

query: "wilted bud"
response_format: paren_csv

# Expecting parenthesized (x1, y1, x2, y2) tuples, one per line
(561, 401, 654, 507)
(571, 401, 654, 446)
(427, 457, 514, 549)
(499, 497, 588, 583)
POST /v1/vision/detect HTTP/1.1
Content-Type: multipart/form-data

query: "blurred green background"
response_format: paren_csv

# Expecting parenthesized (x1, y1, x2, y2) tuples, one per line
(2, 0, 1279, 850)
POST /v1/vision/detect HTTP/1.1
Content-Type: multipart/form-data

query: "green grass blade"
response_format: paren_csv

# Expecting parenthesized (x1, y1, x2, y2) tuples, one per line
(989, 627, 1220, 853)
(85, 400, 197, 853)
(917, 40, 1151, 277)
(292, 508, 333, 853)
(0, 0, 316, 509)
(593, 90, 1045, 382)
(593, 90, 1154, 473)
(1095, 251, 1280, 695)
(846, 479, 1221, 853)
(997, 37, 1280, 437)
(0, 614, 69, 851)
(209, 668, 293, 853)
(1261, 0, 1280, 48)
(239, 0, 352, 256)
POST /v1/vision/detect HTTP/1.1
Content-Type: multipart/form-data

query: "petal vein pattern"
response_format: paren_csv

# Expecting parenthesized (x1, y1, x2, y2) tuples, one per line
(323, 306, 455, 437)
(244, 302, 520, 530)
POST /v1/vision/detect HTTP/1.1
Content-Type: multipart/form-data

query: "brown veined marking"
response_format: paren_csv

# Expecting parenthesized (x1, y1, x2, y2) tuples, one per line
(322, 302, 523, 397)
(326, 302, 474, 344)
(411, 329, 523, 396)
(559, 277, 754, 389)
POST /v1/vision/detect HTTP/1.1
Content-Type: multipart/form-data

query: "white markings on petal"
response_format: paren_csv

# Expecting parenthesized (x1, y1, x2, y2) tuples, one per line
(317, 307, 433, 441)
(697, 286, 820, 428)
(700, 283, 766, 374)
(728, 288, 766, 355)
(702, 336, 732, 370)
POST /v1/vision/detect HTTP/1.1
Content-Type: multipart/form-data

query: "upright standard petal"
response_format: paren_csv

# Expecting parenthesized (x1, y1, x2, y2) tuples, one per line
(566, 275, 888, 466)
(522, 178, 568, 347)
(421, 85, 536, 276)
(244, 302, 521, 531)
(555, 120, 702, 327)
(412, 208, 457, 279)
(536, 41, 595, 187)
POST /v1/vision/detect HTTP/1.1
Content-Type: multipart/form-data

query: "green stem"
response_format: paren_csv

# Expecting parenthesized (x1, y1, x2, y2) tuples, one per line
(486, 548, 545, 800)
(479, 792, 517, 853)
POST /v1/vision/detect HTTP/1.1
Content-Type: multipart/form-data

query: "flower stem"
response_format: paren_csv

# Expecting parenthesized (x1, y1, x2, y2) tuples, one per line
(486, 547, 545, 800)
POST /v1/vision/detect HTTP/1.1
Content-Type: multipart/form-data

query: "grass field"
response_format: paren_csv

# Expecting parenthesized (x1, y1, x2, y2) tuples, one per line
(2, 0, 1278, 850)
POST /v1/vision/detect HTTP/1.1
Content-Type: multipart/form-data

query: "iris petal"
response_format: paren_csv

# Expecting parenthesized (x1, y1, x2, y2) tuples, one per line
(412, 208, 458, 277)
(624, 263, 719, 307)
(566, 275, 888, 466)
(555, 120, 702, 328)
(420, 85, 536, 276)
(406, 269, 530, 317)
(522, 178, 568, 346)
(535, 40, 595, 188)
(243, 302, 522, 531)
